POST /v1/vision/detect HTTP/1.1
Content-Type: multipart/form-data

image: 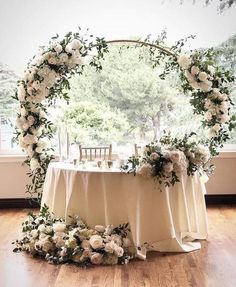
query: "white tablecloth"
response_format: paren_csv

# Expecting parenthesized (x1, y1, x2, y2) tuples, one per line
(41, 162, 208, 258)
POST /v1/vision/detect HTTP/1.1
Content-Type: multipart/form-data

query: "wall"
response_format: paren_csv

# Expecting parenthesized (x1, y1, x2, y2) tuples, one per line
(0, 153, 235, 198)
(206, 153, 236, 194)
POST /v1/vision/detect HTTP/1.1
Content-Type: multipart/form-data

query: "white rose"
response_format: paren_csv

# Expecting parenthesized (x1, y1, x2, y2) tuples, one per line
(184, 70, 195, 83)
(17, 84, 26, 101)
(219, 114, 230, 123)
(35, 147, 43, 154)
(104, 241, 117, 253)
(38, 224, 47, 233)
(53, 43, 63, 53)
(26, 145, 34, 157)
(95, 225, 106, 233)
(24, 68, 37, 82)
(66, 58, 77, 69)
(198, 80, 212, 92)
(60, 247, 67, 257)
(220, 101, 230, 111)
(114, 246, 124, 257)
(122, 238, 132, 248)
(59, 53, 69, 64)
(23, 134, 38, 144)
(27, 115, 35, 126)
(149, 152, 159, 161)
(89, 235, 104, 250)
(30, 127, 42, 137)
(41, 238, 53, 252)
(163, 162, 174, 175)
(30, 158, 40, 171)
(205, 99, 213, 109)
(190, 65, 199, 75)
(26, 84, 34, 96)
(65, 237, 77, 249)
(198, 71, 208, 82)
(80, 250, 92, 261)
(32, 81, 40, 91)
(36, 140, 47, 151)
(53, 222, 66, 233)
(204, 111, 212, 121)
(37, 66, 51, 78)
(169, 151, 181, 163)
(81, 240, 91, 250)
(18, 135, 27, 149)
(111, 235, 122, 246)
(15, 117, 25, 129)
(20, 107, 27, 117)
(90, 252, 103, 265)
(212, 123, 221, 133)
(190, 80, 200, 90)
(65, 43, 73, 53)
(30, 229, 38, 239)
(208, 65, 215, 75)
(70, 39, 83, 50)
(177, 54, 191, 70)
(136, 163, 153, 179)
(52, 232, 66, 248)
(220, 93, 228, 101)
(104, 225, 114, 236)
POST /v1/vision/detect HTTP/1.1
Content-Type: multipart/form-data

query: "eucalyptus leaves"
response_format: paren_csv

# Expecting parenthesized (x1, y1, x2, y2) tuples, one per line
(14, 30, 234, 200)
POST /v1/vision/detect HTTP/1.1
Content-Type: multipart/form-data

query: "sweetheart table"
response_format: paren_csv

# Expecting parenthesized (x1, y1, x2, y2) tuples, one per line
(41, 162, 208, 259)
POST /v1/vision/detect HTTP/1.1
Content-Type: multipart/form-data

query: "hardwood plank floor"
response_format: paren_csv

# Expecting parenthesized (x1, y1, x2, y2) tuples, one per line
(0, 206, 236, 287)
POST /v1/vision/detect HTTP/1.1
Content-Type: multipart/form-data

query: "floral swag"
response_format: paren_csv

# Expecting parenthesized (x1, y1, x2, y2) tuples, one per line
(14, 30, 235, 198)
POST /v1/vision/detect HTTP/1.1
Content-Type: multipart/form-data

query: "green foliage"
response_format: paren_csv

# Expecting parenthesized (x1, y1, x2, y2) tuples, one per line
(69, 45, 182, 141)
(0, 63, 18, 118)
(62, 101, 130, 145)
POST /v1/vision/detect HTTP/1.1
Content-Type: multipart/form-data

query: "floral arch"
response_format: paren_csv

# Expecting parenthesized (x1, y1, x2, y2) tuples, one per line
(15, 31, 235, 200)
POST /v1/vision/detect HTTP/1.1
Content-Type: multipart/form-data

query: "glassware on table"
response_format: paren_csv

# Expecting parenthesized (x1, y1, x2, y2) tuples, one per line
(97, 160, 102, 168)
(107, 160, 113, 168)
(58, 126, 70, 162)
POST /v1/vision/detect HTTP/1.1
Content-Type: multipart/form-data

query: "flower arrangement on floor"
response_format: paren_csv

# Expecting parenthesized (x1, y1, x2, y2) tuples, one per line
(13, 205, 134, 266)
(122, 133, 212, 187)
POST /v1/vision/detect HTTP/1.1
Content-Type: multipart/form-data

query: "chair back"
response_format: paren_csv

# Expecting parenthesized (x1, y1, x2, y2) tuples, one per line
(134, 144, 142, 157)
(79, 144, 112, 161)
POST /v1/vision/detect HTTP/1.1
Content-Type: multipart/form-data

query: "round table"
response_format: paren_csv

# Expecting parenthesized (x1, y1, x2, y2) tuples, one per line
(41, 162, 208, 259)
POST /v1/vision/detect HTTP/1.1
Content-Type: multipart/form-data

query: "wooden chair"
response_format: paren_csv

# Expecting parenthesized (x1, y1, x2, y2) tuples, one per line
(134, 144, 142, 157)
(79, 144, 112, 162)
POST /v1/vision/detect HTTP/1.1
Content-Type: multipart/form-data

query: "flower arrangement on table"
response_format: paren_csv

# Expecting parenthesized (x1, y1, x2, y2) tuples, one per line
(13, 205, 134, 266)
(122, 133, 212, 187)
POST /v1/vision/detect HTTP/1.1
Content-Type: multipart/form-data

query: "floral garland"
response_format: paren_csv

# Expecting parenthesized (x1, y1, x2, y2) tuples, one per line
(14, 31, 235, 199)
(122, 132, 213, 187)
(13, 205, 134, 266)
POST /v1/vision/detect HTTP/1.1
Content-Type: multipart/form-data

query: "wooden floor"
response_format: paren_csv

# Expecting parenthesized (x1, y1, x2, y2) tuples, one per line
(0, 206, 236, 287)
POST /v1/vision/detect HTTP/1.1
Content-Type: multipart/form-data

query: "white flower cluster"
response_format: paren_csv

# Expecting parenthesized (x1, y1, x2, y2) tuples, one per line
(178, 54, 213, 92)
(14, 210, 134, 266)
(186, 143, 211, 167)
(204, 88, 230, 137)
(137, 149, 187, 180)
(16, 38, 84, 171)
(135, 140, 210, 187)
(178, 54, 231, 139)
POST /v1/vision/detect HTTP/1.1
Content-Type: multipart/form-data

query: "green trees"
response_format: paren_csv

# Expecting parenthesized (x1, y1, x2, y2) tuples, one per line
(0, 63, 18, 120)
(68, 45, 182, 143)
(62, 101, 130, 145)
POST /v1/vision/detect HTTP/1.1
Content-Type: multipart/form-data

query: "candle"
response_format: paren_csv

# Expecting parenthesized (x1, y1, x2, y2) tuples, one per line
(66, 130, 69, 159)
(58, 127, 61, 161)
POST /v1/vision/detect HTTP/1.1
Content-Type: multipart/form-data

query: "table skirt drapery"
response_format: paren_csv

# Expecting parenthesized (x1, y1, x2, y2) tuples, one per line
(41, 163, 208, 259)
